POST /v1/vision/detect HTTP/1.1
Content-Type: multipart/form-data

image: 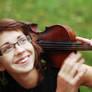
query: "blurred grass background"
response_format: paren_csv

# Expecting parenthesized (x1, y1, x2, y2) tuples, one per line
(0, 0, 92, 91)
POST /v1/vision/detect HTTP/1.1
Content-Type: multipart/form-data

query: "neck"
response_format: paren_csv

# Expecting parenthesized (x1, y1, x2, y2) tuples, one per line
(9, 68, 39, 89)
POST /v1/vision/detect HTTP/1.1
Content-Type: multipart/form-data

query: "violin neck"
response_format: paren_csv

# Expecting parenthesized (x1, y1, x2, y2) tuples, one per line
(38, 40, 92, 51)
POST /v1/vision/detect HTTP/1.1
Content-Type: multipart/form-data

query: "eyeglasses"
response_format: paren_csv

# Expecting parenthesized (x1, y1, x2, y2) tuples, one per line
(0, 35, 31, 56)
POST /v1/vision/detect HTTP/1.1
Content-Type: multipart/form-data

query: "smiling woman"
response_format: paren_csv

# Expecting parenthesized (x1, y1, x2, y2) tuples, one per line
(0, 18, 92, 92)
(0, 19, 43, 89)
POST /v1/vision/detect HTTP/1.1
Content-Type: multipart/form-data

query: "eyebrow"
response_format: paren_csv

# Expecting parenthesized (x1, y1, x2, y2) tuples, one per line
(0, 42, 10, 48)
(17, 35, 25, 39)
(0, 35, 24, 48)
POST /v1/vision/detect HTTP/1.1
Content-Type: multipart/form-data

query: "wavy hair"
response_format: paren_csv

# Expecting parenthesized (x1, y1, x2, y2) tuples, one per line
(0, 19, 46, 84)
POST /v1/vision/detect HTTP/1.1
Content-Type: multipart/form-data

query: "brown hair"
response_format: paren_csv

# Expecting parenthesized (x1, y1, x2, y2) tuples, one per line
(0, 18, 44, 70)
(0, 19, 49, 85)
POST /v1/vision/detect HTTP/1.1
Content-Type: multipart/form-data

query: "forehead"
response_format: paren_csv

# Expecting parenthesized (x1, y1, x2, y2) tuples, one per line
(0, 30, 24, 46)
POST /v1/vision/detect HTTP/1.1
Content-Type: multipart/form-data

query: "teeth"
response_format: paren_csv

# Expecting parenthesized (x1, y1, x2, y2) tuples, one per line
(19, 57, 28, 64)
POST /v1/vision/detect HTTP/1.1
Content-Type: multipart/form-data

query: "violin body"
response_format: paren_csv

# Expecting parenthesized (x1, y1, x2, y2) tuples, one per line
(38, 25, 76, 68)
(30, 24, 92, 68)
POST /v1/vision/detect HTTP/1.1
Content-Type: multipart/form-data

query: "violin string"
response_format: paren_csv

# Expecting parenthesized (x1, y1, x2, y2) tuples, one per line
(38, 41, 92, 50)
(39, 43, 90, 47)
(38, 41, 90, 46)
(41, 46, 92, 50)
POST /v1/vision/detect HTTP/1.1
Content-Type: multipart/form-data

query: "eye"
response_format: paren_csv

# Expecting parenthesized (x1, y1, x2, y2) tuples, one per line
(1, 45, 13, 53)
(19, 37, 27, 45)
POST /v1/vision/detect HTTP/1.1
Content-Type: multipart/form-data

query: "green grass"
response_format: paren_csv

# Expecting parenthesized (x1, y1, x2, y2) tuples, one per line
(0, 0, 92, 91)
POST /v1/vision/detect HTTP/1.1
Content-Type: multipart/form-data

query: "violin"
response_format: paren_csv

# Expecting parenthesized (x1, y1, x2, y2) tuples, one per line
(30, 24, 92, 68)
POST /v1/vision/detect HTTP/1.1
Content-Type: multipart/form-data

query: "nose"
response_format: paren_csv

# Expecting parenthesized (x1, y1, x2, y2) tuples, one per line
(14, 44, 25, 56)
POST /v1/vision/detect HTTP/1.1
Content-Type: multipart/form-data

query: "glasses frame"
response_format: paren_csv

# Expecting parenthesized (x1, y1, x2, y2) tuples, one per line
(0, 35, 31, 56)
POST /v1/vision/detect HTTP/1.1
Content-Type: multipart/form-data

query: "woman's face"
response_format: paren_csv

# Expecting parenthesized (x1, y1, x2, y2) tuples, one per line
(0, 30, 35, 74)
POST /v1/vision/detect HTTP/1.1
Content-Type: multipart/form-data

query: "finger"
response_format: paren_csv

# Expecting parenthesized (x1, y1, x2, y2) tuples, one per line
(90, 39, 92, 46)
(75, 37, 91, 43)
(72, 68, 87, 84)
(64, 52, 82, 65)
(70, 58, 85, 78)
(61, 52, 82, 74)
(60, 52, 75, 73)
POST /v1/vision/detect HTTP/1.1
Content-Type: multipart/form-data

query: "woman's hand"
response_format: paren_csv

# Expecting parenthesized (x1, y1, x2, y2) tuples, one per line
(75, 36, 92, 87)
(56, 52, 87, 92)
(76, 36, 92, 45)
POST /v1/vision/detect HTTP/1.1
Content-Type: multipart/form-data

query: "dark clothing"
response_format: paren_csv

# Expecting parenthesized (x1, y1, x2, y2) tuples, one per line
(0, 67, 57, 92)
(0, 67, 80, 92)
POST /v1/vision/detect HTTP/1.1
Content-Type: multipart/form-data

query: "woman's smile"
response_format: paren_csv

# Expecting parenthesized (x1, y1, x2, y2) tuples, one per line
(0, 30, 35, 73)
(15, 55, 31, 65)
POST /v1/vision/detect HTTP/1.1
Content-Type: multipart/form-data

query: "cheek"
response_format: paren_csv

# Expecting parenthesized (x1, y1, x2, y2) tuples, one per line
(1, 54, 14, 65)
(0, 57, 9, 68)
(0, 57, 5, 63)
(24, 44, 35, 54)
(25, 45, 35, 60)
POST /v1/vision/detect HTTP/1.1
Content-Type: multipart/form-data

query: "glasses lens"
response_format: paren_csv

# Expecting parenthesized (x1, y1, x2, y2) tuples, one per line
(1, 44, 13, 54)
(18, 37, 28, 45)
(0, 36, 31, 55)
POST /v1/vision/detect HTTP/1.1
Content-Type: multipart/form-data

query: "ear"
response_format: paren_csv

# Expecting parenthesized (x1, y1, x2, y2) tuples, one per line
(0, 63, 5, 71)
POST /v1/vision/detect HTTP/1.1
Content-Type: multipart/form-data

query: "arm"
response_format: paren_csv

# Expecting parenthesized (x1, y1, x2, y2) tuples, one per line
(56, 52, 87, 92)
(75, 36, 92, 87)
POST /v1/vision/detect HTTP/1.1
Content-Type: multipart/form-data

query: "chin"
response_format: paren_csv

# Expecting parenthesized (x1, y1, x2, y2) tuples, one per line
(23, 85, 37, 89)
(8, 65, 34, 74)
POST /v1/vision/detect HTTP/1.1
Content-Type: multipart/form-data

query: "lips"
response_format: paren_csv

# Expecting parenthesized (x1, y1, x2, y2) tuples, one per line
(15, 55, 30, 64)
